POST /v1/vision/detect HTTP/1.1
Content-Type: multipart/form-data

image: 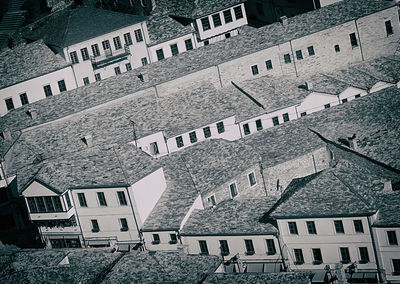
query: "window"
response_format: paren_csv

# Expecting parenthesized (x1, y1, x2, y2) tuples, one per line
(91, 219, 99, 232)
(220, 240, 229, 256)
(324, 103, 330, 109)
(387, 231, 398, 245)
(296, 50, 303, 60)
(170, 44, 179, 56)
(207, 195, 216, 206)
(334, 220, 344, 234)
(81, 47, 89, 61)
(216, 121, 225, 133)
(204, 40, 209, 46)
(385, 20, 393, 36)
(43, 85, 53, 97)
(288, 222, 298, 234)
(20, 93, 29, 105)
(256, 119, 263, 131)
(113, 36, 122, 49)
(37, 197, 46, 212)
(225, 33, 231, 39)
(83, 77, 90, 86)
(294, 249, 304, 264)
(150, 142, 159, 155)
(283, 113, 290, 122)
(284, 53, 291, 64)
(223, 9, 233, 23)
(251, 65, 259, 75)
(199, 240, 209, 254)
(312, 248, 323, 264)
(27, 197, 37, 213)
(95, 73, 101, 81)
(156, 49, 165, 61)
(58, 80, 67, 92)
(70, 51, 79, 64)
(189, 131, 197, 143)
(65, 193, 72, 209)
(185, 39, 193, 51)
(229, 183, 238, 198)
(300, 112, 307, 117)
(124, 32, 133, 45)
(243, 123, 250, 135)
(117, 191, 127, 206)
(340, 247, 351, 264)
(203, 126, 211, 138)
(342, 98, 348, 103)
(91, 44, 100, 57)
(266, 60, 273, 70)
(212, 13, 222, 27)
(355, 94, 361, 98)
(140, 57, 148, 66)
(120, 218, 128, 231)
(307, 221, 317, 234)
(334, 44, 340, 53)
(102, 40, 110, 50)
(245, 239, 255, 255)
(201, 17, 211, 31)
(234, 6, 243, 20)
(308, 46, 315, 56)
(97, 192, 107, 206)
(248, 172, 256, 186)
(176, 136, 184, 148)
(134, 29, 143, 42)
(349, 33, 358, 48)
(169, 234, 178, 244)
(272, 116, 279, 126)
(354, 220, 364, 233)
(53, 197, 63, 211)
(125, 63, 132, 71)
(393, 259, 400, 275)
(114, 66, 121, 75)
(266, 239, 276, 255)
(359, 247, 369, 263)
(5, 98, 14, 111)
(152, 234, 160, 244)
(45, 197, 55, 212)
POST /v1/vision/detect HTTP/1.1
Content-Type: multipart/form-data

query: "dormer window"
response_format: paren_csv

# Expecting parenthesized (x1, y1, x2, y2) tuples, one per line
(207, 194, 216, 206)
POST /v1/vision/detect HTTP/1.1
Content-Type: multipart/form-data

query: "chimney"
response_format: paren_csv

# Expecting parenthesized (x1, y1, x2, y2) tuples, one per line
(82, 134, 93, 147)
(382, 181, 393, 193)
(305, 81, 313, 91)
(26, 109, 37, 119)
(280, 16, 288, 26)
(138, 72, 149, 82)
(0, 130, 11, 141)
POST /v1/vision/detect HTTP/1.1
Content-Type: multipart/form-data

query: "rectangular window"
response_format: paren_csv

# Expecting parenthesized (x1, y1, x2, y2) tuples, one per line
(102, 40, 110, 50)
(170, 234, 178, 244)
(334, 220, 344, 234)
(266, 60, 273, 70)
(45, 196, 55, 212)
(307, 221, 317, 234)
(36, 197, 46, 212)
(288, 222, 298, 234)
(83, 77, 90, 85)
(117, 191, 127, 206)
(349, 33, 358, 48)
(53, 196, 63, 211)
(234, 6, 243, 20)
(334, 44, 340, 53)
(388, 231, 398, 245)
(220, 240, 229, 256)
(124, 32, 133, 45)
(229, 183, 238, 198)
(359, 247, 369, 263)
(284, 53, 291, 64)
(5, 98, 14, 111)
(324, 104, 330, 109)
(43, 85, 53, 97)
(134, 29, 143, 42)
(385, 20, 393, 36)
(97, 192, 107, 206)
(176, 136, 184, 148)
(156, 49, 165, 61)
(113, 36, 122, 49)
(248, 172, 256, 186)
(152, 233, 160, 244)
(300, 112, 307, 117)
(294, 249, 304, 264)
(251, 65, 259, 75)
(283, 113, 289, 122)
(225, 33, 231, 39)
(355, 94, 361, 98)
(223, 9, 233, 23)
(81, 47, 89, 61)
(245, 239, 255, 255)
(308, 46, 315, 56)
(204, 40, 209, 46)
(203, 126, 211, 138)
(91, 219, 99, 232)
(354, 220, 364, 233)
(65, 193, 72, 209)
(95, 73, 101, 81)
(20, 93, 29, 105)
(201, 17, 211, 31)
(266, 239, 276, 255)
(189, 131, 197, 143)
(217, 121, 225, 133)
(256, 119, 263, 131)
(342, 98, 348, 103)
(58, 80, 67, 92)
(120, 218, 128, 231)
(185, 39, 193, 51)
(393, 259, 400, 275)
(207, 195, 216, 206)
(27, 197, 38, 213)
(199, 240, 209, 254)
(141, 57, 148, 66)
(170, 44, 179, 56)
(91, 44, 100, 57)
(312, 248, 323, 264)
(272, 116, 279, 126)
(296, 50, 303, 60)
(114, 66, 121, 75)
(78, 193, 87, 207)
(340, 247, 351, 264)
(70, 51, 79, 64)
(212, 13, 222, 27)
(125, 63, 132, 71)
(150, 142, 159, 155)
(243, 123, 250, 135)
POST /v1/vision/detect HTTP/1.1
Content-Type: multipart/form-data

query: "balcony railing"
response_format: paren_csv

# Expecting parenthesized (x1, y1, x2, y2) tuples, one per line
(91, 45, 131, 70)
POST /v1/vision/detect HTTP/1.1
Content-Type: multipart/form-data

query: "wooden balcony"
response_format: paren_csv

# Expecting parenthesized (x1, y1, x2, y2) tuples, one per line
(91, 45, 131, 70)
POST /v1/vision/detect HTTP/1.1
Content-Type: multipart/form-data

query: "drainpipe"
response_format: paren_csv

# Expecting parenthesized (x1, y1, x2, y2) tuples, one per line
(354, 19, 365, 61)
(276, 232, 287, 272)
(259, 157, 268, 196)
(367, 216, 385, 283)
(289, 40, 298, 77)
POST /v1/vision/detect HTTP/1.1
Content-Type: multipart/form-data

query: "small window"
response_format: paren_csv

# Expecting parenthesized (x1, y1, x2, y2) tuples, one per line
(125, 63, 132, 71)
(27, 197, 37, 213)
(152, 234, 160, 244)
(207, 195, 216, 206)
(334, 220, 344, 234)
(300, 112, 307, 117)
(156, 49, 165, 61)
(248, 172, 256, 186)
(102, 40, 110, 50)
(141, 57, 148, 66)
(243, 123, 250, 135)
(97, 192, 107, 206)
(266, 239, 276, 255)
(283, 113, 289, 122)
(266, 60, 273, 70)
(169, 234, 178, 244)
(359, 247, 369, 263)
(170, 44, 179, 56)
(284, 53, 291, 64)
(199, 240, 209, 254)
(70, 51, 79, 64)
(225, 33, 231, 39)
(20, 93, 29, 105)
(342, 98, 348, 103)
(223, 9, 233, 23)
(234, 6, 243, 20)
(340, 247, 351, 264)
(113, 36, 122, 50)
(216, 121, 225, 133)
(117, 191, 127, 206)
(114, 66, 121, 75)
(134, 29, 144, 42)
(334, 44, 340, 53)
(176, 136, 184, 148)
(387, 231, 398, 245)
(124, 32, 133, 45)
(36, 197, 45, 212)
(256, 119, 263, 131)
(5, 98, 14, 111)
(81, 47, 89, 61)
(349, 33, 358, 48)
(189, 131, 197, 143)
(91, 219, 99, 232)
(120, 218, 128, 231)
(58, 80, 67, 92)
(212, 13, 222, 27)
(201, 17, 211, 31)
(43, 85, 53, 97)
(355, 94, 361, 98)
(272, 116, 279, 126)
(91, 44, 100, 57)
(324, 104, 330, 109)
(393, 259, 400, 274)
(83, 77, 90, 86)
(312, 248, 323, 264)
(229, 183, 238, 198)
(204, 40, 209, 46)
(245, 239, 255, 255)
(150, 142, 159, 155)
(288, 222, 298, 234)
(95, 73, 101, 81)
(307, 46, 315, 56)
(251, 65, 259, 75)
(307, 221, 317, 234)
(296, 50, 303, 60)
(294, 249, 304, 264)
(44, 196, 55, 212)
(203, 126, 211, 138)
(385, 20, 393, 36)
(185, 39, 193, 51)
(65, 193, 72, 209)
(220, 240, 229, 256)
(354, 220, 364, 233)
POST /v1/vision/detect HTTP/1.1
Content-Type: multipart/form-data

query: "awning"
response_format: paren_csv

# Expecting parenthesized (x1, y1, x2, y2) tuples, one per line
(264, 262, 281, 273)
(87, 240, 110, 246)
(312, 270, 327, 283)
(247, 263, 264, 272)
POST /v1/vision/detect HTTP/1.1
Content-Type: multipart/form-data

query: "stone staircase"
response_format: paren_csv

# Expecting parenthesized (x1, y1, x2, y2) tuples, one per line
(0, 0, 26, 48)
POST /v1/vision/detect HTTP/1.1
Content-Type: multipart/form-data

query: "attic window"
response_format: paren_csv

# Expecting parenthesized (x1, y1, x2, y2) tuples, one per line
(81, 135, 93, 147)
(26, 109, 37, 119)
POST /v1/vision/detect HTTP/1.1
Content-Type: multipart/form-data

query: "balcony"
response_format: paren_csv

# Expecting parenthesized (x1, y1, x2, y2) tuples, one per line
(30, 207, 75, 221)
(91, 45, 131, 70)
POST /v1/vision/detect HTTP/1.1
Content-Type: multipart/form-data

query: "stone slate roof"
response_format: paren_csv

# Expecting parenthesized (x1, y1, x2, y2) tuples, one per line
(373, 191, 400, 227)
(0, 40, 70, 89)
(205, 272, 313, 284)
(25, 7, 145, 47)
(180, 197, 278, 236)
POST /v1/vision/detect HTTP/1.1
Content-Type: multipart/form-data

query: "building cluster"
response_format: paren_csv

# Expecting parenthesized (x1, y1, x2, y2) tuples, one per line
(0, 0, 399, 283)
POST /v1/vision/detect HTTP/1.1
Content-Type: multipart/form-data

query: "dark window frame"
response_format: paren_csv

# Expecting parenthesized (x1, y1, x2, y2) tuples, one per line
(117, 191, 127, 206)
(212, 13, 222, 27)
(176, 136, 184, 148)
(308, 46, 315, 56)
(20, 93, 29, 105)
(78, 193, 87, 207)
(234, 5, 243, 20)
(58, 80, 67, 92)
(81, 47, 89, 61)
(201, 17, 211, 31)
(266, 59, 273, 70)
(223, 9, 233, 23)
(288, 222, 298, 234)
